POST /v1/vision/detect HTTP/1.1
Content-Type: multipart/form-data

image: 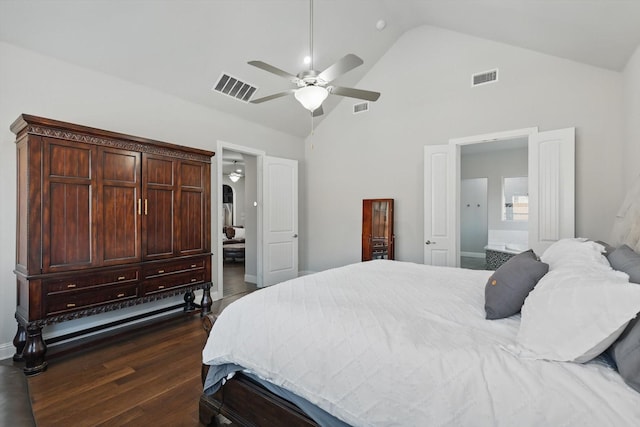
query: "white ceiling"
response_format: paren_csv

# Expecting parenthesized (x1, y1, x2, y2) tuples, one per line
(2, 0, 639, 138)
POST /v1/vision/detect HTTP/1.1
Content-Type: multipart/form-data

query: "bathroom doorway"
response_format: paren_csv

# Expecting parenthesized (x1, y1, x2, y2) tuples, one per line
(458, 137, 529, 269)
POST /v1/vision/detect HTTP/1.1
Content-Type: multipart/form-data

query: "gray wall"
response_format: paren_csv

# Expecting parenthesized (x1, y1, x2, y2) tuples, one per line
(623, 45, 640, 192)
(0, 41, 304, 356)
(302, 24, 626, 273)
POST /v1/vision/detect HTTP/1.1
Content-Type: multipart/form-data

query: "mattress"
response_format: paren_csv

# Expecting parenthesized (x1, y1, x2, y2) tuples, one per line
(203, 260, 640, 426)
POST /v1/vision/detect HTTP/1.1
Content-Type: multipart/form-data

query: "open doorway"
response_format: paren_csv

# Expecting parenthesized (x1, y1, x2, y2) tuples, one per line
(217, 143, 265, 298)
(459, 138, 529, 270)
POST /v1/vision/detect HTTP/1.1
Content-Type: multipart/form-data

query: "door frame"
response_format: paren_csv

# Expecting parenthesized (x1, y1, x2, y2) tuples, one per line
(215, 141, 266, 299)
(449, 127, 538, 267)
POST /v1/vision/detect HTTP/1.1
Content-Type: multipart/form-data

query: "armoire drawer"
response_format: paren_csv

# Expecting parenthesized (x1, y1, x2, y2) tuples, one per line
(45, 284, 139, 315)
(43, 268, 140, 295)
(143, 258, 205, 279)
(142, 271, 206, 295)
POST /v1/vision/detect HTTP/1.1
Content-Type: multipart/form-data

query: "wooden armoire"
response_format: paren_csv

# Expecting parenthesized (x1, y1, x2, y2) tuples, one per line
(11, 114, 214, 375)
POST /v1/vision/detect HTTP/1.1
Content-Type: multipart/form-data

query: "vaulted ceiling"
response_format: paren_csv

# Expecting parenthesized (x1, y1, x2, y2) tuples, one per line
(2, 0, 640, 138)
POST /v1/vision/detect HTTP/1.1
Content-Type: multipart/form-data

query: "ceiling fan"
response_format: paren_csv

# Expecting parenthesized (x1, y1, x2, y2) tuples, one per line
(248, 0, 380, 116)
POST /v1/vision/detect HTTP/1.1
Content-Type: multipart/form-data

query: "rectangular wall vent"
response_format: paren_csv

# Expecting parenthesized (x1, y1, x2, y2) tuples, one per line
(472, 69, 498, 87)
(212, 73, 257, 102)
(353, 101, 369, 114)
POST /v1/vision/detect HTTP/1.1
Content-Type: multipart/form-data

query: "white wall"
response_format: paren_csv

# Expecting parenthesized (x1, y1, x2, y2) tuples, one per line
(623, 45, 640, 190)
(0, 42, 304, 358)
(302, 25, 625, 273)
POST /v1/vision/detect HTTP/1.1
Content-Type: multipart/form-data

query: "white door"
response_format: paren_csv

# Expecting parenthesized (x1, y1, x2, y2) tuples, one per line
(528, 128, 575, 254)
(423, 145, 456, 266)
(262, 156, 298, 286)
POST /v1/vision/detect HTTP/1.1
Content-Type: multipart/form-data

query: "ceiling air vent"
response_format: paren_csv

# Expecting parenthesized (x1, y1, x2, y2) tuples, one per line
(472, 69, 498, 87)
(353, 101, 369, 114)
(212, 73, 257, 102)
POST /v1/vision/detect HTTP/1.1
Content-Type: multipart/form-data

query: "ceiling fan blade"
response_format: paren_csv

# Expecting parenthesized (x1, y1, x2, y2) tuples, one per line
(312, 105, 324, 117)
(248, 60, 298, 81)
(249, 89, 295, 104)
(317, 54, 364, 83)
(330, 86, 381, 102)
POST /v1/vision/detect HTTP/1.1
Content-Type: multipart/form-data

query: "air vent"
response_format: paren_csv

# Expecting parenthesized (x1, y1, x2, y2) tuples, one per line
(472, 69, 498, 87)
(353, 102, 369, 114)
(212, 73, 257, 102)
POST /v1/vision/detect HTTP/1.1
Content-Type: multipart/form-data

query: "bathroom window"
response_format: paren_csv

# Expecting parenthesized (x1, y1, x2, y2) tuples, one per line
(502, 177, 528, 221)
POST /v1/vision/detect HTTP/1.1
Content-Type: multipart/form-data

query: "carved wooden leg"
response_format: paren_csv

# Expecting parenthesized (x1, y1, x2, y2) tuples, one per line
(23, 323, 48, 376)
(12, 322, 26, 362)
(184, 290, 197, 312)
(200, 282, 212, 316)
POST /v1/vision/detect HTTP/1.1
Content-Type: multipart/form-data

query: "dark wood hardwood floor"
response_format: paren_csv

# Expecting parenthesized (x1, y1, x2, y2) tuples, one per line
(223, 261, 257, 297)
(5, 264, 257, 426)
(23, 314, 207, 426)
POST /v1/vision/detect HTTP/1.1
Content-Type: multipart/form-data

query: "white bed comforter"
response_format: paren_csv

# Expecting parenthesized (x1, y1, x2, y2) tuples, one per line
(203, 260, 640, 426)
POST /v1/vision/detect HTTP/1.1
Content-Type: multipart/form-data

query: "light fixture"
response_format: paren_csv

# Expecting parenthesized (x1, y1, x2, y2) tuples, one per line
(294, 85, 328, 112)
(229, 172, 242, 182)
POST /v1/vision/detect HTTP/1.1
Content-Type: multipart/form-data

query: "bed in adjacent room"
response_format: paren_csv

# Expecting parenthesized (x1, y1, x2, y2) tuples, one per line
(200, 236, 640, 426)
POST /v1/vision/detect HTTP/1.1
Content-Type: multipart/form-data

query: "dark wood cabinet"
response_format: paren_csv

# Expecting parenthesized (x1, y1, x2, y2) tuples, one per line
(11, 114, 214, 375)
(362, 199, 394, 261)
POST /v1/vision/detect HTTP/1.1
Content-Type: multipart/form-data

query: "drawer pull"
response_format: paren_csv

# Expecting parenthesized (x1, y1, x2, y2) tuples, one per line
(67, 284, 77, 289)
(191, 264, 197, 268)
(158, 269, 165, 274)
(117, 276, 126, 280)
(117, 293, 125, 298)
(190, 278, 197, 282)
(66, 303, 76, 308)
(158, 285, 165, 289)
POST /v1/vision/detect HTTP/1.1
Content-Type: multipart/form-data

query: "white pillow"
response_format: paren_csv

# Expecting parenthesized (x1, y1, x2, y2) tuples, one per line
(540, 238, 609, 271)
(514, 266, 640, 362)
(233, 227, 246, 240)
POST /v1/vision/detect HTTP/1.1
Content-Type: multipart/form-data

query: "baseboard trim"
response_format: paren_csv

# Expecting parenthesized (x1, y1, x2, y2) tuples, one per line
(460, 251, 485, 258)
(244, 274, 257, 284)
(0, 341, 15, 361)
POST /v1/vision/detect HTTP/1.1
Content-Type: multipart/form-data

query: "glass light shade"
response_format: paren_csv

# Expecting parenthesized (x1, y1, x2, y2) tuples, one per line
(294, 85, 328, 112)
(229, 172, 242, 183)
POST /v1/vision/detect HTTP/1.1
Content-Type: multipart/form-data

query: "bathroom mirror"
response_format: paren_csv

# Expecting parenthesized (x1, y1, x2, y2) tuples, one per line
(502, 177, 528, 221)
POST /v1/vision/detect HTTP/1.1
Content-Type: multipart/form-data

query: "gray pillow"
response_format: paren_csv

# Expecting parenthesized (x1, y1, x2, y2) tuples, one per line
(609, 315, 640, 392)
(485, 250, 549, 320)
(608, 244, 640, 284)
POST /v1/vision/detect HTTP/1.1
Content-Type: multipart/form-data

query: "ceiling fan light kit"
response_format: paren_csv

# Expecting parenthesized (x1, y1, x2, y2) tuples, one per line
(247, 0, 380, 116)
(294, 85, 329, 112)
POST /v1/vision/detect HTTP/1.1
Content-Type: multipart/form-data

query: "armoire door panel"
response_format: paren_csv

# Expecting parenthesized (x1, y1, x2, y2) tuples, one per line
(143, 154, 177, 259)
(180, 162, 203, 188)
(146, 157, 174, 186)
(48, 182, 93, 267)
(144, 188, 175, 258)
(180, 190, 204, 253)
(48, 142, 91, 179)
(178, 161, 208, 255)
(43, 139, 97, 271)
(100, 149, 141, 265)
(102, 186, 139, 262)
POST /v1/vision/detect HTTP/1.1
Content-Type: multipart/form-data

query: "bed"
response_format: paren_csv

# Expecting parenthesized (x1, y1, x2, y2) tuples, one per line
(222, 226, 246, 262)
(200, 238, 640, 426)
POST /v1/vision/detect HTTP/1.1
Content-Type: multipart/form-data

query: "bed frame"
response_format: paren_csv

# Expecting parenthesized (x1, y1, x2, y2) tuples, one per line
(199, 294, 319, 427)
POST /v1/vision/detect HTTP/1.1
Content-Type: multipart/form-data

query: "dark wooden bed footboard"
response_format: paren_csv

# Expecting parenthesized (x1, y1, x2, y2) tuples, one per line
(199, 372, 318, 427)
(199, 293, 318, 427)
